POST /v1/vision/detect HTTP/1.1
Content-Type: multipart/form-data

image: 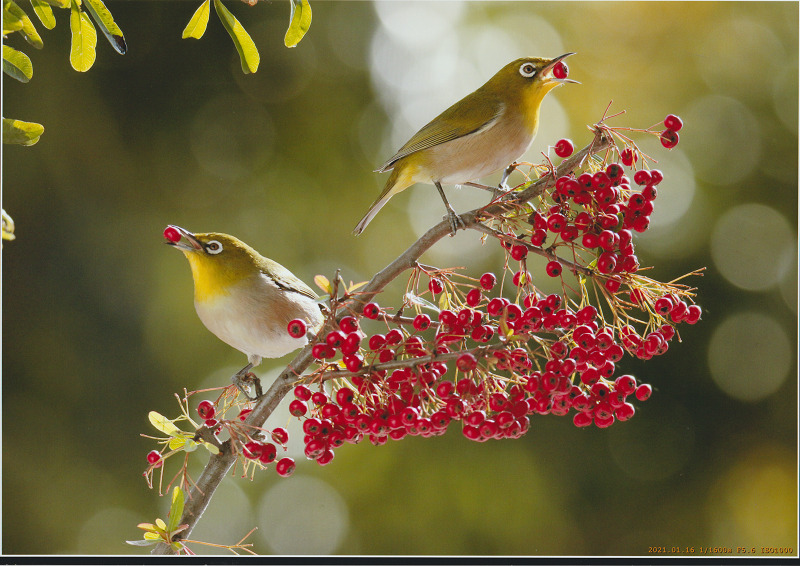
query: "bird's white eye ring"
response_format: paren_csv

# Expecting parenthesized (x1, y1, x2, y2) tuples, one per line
(519, 63, 536, 78)
(205, 240, 223, 254)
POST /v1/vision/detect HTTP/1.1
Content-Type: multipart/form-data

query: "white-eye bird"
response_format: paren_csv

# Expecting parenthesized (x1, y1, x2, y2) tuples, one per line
(165, 225, 324, 398)
(354, 54, 577, 236)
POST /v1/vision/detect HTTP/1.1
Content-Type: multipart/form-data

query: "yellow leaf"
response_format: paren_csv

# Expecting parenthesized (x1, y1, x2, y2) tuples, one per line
(182, 0, 210, 39)
(69, 0, 96, 72)
(201, 441, 220, 455)
(284, 0, 311, 48)
(155, 518, 167, 530)
(347, 280, 368, 293)
(213, 0, 259, 74)
(168, 437, 186, 450)
(148, 411, 183, 436)
(30, 0, 56, 30)
(143, 532, 161, 541)
(313, 274, 331, 294)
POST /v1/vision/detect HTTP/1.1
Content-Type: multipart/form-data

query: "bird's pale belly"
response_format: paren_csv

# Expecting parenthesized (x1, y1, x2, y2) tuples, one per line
(421, 120, 535, 185)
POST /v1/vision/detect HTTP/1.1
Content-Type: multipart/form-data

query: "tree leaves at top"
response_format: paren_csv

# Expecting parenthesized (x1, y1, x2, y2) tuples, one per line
(213, 0, 258, 74)
(285, 0, 311, 48)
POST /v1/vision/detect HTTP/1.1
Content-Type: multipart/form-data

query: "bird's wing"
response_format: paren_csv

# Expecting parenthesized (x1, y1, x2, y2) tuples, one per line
(376, 94, 505, 173)
(258, 257, 319, 300)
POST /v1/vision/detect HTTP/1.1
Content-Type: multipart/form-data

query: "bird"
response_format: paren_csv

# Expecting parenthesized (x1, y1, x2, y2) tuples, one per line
(353, 54, 578, 236)
(164, 225, 324, 399)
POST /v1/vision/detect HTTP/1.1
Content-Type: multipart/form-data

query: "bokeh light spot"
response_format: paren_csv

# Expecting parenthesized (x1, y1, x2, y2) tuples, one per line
(258, 475, 349, 554)
(710, 203, 794, 291)
(707, 311, 791, 402)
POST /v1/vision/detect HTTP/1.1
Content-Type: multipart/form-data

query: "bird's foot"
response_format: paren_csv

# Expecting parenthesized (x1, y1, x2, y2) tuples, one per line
(231, 369, 262, 401)
(445, 208, 466, 236)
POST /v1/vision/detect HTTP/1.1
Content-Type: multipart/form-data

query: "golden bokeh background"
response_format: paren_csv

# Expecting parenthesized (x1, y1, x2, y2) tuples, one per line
(3, 1, 797, 556)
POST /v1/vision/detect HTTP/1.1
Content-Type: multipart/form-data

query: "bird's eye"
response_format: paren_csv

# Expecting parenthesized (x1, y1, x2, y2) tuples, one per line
(519, 63, 537, 78)
(205, 240, 223, 255)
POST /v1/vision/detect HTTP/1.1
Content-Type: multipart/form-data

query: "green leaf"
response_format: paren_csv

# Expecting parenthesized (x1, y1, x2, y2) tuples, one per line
(39, 0, 68, 8)
(2, 209, 15, 241)
(3, 45, 33, 82)
(82, 0, 125, 54)
(3, 117, 44, 145)
(284, 0, 310, 48)
(4, 0, 43, 48)
(69, 0, 96, 72)
(30, 0, 55, 29)
(213, 0, 259, 74)
(201, 441, 219, 455)
(182, 0, 209, 39)
(167, 487, 185, 532)
(148, 411, 183, 436)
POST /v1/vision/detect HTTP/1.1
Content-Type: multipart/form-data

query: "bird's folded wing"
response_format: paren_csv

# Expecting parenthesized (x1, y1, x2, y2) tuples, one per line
(376, 95, 505, 173)
(258, 257, 319, 300)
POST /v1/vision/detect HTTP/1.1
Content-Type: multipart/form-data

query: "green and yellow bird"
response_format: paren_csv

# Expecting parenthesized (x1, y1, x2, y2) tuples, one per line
(164, 225, 324, 398)
(354, 54, 577, 235)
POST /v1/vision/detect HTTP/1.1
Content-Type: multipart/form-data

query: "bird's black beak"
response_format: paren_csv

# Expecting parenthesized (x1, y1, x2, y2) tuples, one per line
(165, 225, 203, 251)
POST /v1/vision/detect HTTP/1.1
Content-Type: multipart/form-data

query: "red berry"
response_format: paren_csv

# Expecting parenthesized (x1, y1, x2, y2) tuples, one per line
(429, 278, 444, 295)
(466, 288, 482, 307)
(510, 244, 528, 261)
(326, 330, 345, 349)
(685, 304, 702, 324)
(456, 352, 477, 372)
(294, 385, 312, 401)
(513, 270, 530, 286)
(271, 427, 289, 444)
(546, 261, 562, 277)
(259, 443, 277, 464)
(338, 316, 359, 334)
(554, 138, 574, 158)
(553, 60, 569, 79)
(163, 226, 181, 243)
(146, 450, 163, 467)
(275, 457, 296, 477)
(605, 279, 621, 293)
(312, 343, 333, 359)
(238, 408, 252, 421)
(664, 114, 683, 131)
(343, 353, 364, 372)
(289, 399, 307, 417)
(479, 272, 497, 290)
(244, 441, 263, 459)
(660, 129, 679, 149)
(412, 313, 431, 331)
(531, 229, 547, 246)
(635, 384, 652, 401)
(649, 169, 664, 185)
(287, 319, 307, 339)
(633, 169, 652, 186)
(620, 148, 638, 167)
(362, 302, 381, 319)
(311, 391, 328, 406)
(197, 400, 215, 420)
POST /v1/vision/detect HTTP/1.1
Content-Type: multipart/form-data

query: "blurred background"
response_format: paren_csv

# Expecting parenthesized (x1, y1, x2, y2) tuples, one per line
(2, 0, 797, 556)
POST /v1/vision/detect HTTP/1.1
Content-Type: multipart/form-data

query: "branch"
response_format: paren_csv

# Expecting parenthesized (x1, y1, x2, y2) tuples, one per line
(152, 126, 612, 555)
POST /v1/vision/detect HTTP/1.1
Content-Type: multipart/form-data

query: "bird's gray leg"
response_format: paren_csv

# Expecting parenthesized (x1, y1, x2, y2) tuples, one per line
(499, 163, 517, 190)
(435, 181, 466, 236)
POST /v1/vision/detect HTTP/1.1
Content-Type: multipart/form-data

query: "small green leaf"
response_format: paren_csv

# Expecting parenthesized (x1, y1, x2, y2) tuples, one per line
(3, 45, 33, 82)
(39, 0, 68, 8)
(437, 290, 451, 311)
(167, 487, 184, 532)
(148, 411, 183, 436)
(82, 0, 126, 54)
(201, 441, 220, 455)
(30, 0, 55, 29)
(69, 0, 96, 72)
(284, 0, 311, 48)
(3, 117, 44, 145)
(4, 0, 43, 48)
(213, 0, 259, 74)
(182, 0, 209, 39)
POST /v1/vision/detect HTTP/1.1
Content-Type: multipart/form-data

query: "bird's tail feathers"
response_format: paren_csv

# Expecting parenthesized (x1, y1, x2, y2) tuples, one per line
(353, 169, 411, 235)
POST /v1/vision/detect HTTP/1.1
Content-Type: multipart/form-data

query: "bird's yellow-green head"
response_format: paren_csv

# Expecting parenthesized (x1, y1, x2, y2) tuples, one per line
(164, 225, 261, 303)
(483, 53, 578, 129)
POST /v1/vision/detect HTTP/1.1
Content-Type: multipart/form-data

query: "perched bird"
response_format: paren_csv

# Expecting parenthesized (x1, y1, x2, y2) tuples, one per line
(354, 54, 577, 236)
(164, 225, 324, 398)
